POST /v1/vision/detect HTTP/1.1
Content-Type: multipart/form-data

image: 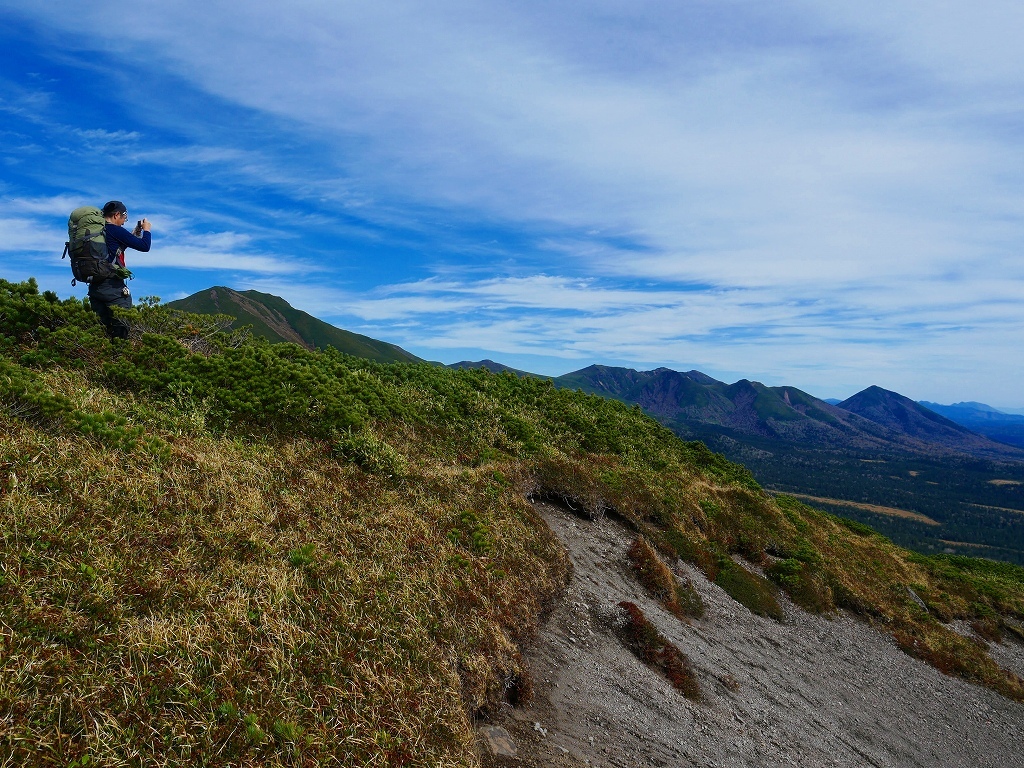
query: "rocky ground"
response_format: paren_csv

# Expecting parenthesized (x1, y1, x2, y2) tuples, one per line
(476, 501, 1024, 768)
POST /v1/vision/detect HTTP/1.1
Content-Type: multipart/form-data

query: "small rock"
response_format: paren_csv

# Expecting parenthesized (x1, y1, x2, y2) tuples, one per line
(906, 586, 929, 612)
(478, 725, 517, 758)
(534, 722, 548, 737)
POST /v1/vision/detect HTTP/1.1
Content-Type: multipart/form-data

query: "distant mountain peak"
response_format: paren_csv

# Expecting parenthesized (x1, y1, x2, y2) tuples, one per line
(167, 286, 421, 364)
(921, 400, 1004, 414)
(446, 360, 536, 377)
(555, 368, 1023, 460)
(831, 385, 1024, 455)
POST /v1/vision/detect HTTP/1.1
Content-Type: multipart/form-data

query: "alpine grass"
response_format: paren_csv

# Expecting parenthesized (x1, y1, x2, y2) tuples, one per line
(2, 277, 1023, 766)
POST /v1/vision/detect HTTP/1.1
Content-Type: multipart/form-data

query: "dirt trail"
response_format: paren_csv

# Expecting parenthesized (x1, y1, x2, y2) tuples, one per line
(478, 501, 1024, 768)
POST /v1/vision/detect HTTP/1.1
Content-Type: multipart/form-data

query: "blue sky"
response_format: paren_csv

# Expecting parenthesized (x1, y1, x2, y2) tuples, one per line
(2, 1, 1023, 407)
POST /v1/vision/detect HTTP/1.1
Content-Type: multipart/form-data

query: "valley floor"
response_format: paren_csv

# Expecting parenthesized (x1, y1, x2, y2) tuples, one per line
(478, 502, 1024, 768)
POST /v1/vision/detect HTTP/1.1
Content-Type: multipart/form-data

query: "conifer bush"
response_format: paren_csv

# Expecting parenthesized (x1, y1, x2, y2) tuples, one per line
(714, 557, 785, 621)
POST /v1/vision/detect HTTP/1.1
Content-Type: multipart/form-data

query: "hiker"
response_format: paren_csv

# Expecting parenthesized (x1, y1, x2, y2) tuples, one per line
(88, 200, 152, 339)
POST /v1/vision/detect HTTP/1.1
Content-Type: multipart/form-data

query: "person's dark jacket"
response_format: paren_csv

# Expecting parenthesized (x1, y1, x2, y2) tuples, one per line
(104, 224, 151, 267)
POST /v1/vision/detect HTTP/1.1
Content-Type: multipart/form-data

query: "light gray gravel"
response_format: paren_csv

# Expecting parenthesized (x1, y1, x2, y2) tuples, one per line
(478, 501, 1024, 768)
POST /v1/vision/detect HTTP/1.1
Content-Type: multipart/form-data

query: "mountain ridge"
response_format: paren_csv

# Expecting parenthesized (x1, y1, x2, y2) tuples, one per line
(445, 359, 539, 378)
(167, 286, 422, 364)
(919, 400, 1024, 449)
(551, 365, 1023, 461)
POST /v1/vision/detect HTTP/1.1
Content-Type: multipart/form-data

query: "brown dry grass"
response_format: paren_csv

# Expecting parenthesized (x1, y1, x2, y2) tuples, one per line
(614, 601, 701, 700)
(777, 492, 940, 526)
(0, 406, 569, 767)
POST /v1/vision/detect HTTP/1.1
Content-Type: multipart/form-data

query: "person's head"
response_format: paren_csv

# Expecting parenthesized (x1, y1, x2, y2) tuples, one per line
(102, 200, 129, 225)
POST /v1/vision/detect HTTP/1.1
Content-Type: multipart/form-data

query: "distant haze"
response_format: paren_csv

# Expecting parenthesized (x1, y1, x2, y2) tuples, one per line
(2, 2, 1022, 406)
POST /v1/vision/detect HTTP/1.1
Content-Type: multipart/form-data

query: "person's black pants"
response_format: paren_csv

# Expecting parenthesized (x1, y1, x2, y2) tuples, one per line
(88, 279, 132, 339)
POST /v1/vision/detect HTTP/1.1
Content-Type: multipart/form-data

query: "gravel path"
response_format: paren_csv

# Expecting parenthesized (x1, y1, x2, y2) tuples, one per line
(478, 501, 1024, 767)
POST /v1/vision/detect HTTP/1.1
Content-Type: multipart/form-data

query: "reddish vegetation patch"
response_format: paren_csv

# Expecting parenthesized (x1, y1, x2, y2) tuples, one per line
(615, 601, 701, 700)
(627, 537, 704, 620)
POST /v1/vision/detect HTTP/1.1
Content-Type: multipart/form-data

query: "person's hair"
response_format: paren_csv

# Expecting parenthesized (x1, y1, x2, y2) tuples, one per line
(102, 200, 127, 217)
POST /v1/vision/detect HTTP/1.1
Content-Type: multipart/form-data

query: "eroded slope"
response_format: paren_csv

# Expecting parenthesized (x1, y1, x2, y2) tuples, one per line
(481, 502, 1024, 768)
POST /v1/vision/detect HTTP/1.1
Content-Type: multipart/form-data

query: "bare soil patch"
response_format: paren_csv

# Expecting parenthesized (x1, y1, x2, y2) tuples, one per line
(478, 501, 1024, 767)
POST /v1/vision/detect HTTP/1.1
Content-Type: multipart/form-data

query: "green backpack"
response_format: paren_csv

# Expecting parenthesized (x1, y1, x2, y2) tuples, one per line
(63, 206, 117, 285)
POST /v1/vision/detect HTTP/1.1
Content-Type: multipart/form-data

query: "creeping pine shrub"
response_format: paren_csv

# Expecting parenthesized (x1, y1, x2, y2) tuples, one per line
(615, 602, 701, 700)
(714, 556, 784, 621)
(764, 535, 833, 613)
(663, 529, 720, 579)
(0, 358, 169, 457)
(766, 558, 834, 614)
(272, 719, 306, 749)
(243, 714, 267, 745)
(330, 429, 407, 476)
(627, 537, 704, 619)
(113, 302, 251, 353)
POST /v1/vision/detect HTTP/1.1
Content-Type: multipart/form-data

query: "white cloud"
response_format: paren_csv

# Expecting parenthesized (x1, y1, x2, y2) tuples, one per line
(2, 194, 88, 217)
(141, 246, 297, 274)
(796, 1, 1024, 86)
(4, 1, 1024, 402)
(0, 216, 66, 254)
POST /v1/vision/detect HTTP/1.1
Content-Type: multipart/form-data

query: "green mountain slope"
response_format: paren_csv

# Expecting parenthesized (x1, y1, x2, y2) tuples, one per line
(167, 286, 421, 364)
(4, 277, 1024, 766)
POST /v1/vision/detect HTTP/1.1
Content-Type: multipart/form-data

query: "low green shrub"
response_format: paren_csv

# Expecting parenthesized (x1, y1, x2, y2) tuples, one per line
(450, 511, 495, 556)
(287, 544, 316, 568)
(330, 429, 407, 476)
(663, 529, 719, 580)
(767, 558, 834, 613)
(715, 558, 784, 621)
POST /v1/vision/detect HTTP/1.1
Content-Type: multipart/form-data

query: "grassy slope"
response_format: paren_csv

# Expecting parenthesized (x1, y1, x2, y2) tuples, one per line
(2, 279, 1024, 767)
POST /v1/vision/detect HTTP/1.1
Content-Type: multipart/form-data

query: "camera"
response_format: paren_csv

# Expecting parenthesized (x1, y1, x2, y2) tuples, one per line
(134, 220, 143, 235)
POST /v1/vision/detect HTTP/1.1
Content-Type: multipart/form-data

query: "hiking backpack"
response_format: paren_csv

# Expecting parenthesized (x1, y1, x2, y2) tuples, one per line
(63, 206, 116, 285)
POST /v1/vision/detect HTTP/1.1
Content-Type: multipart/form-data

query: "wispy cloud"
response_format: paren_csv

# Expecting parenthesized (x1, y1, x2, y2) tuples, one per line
(1, 2, 1022, 403)
(144, 246, 303, 275)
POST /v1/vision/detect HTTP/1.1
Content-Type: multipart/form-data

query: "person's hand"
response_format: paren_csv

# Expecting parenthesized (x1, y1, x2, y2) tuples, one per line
(141, 218, 151, 232)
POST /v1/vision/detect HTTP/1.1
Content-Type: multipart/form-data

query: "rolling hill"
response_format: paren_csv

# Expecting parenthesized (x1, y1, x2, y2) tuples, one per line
(445, 359, 539, 377)
(167, 286, 422, 364)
